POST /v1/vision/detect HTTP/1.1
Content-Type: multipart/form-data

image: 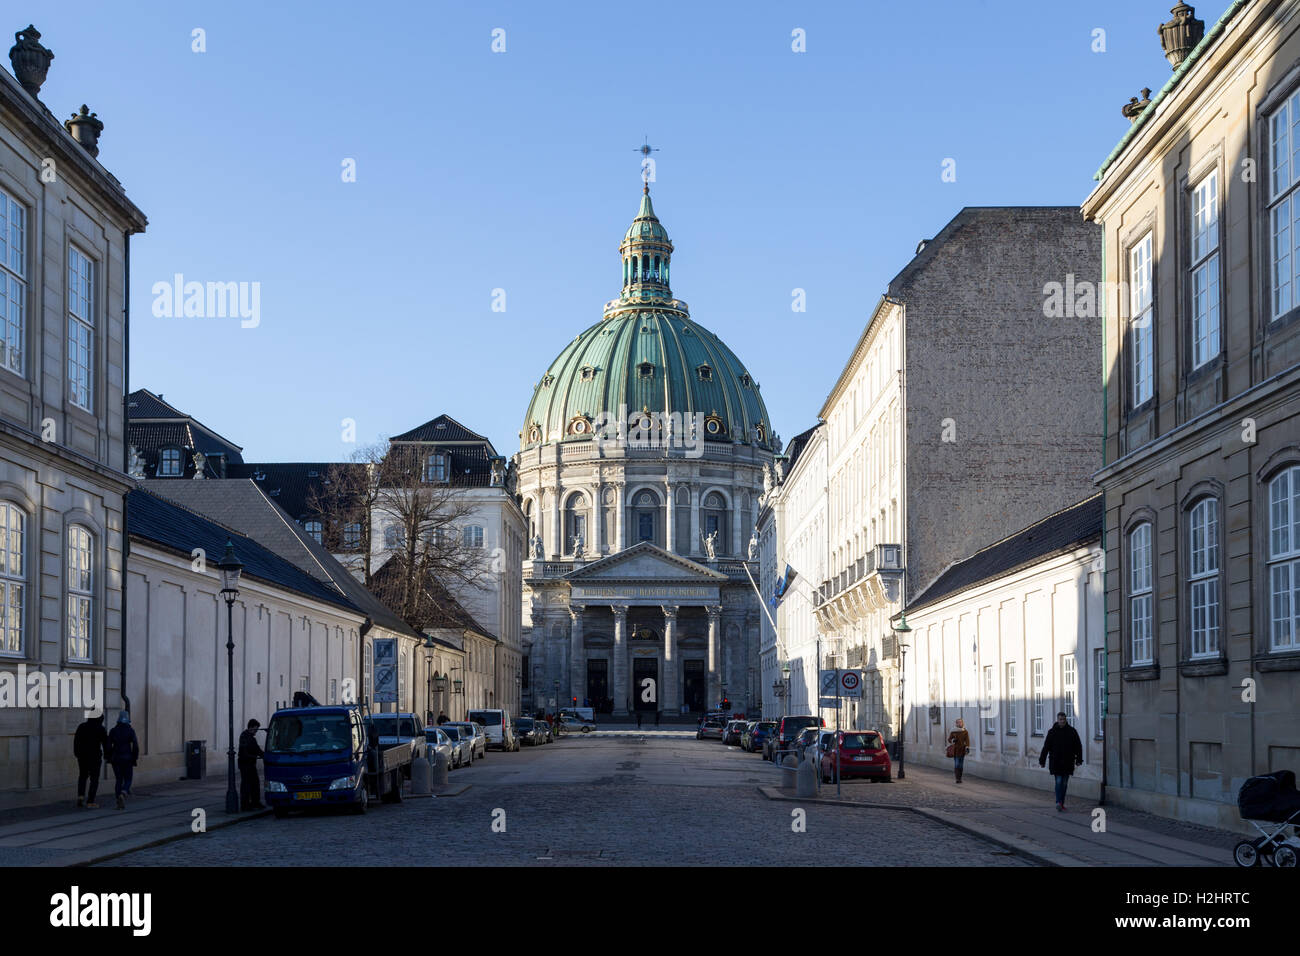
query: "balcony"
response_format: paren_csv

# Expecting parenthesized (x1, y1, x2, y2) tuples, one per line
(813, 543, 904, 628)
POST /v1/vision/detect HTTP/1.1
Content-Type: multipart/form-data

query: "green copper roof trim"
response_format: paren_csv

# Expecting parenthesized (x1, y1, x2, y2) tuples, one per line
(638, 187, 656, 220)
(1093, 0, 1250, 182)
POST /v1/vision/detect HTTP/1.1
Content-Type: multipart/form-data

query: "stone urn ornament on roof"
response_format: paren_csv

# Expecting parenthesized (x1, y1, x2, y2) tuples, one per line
(65, 105, 103, 157)
(1159, 3, 1205, 69)
(9, 24, 53, 98)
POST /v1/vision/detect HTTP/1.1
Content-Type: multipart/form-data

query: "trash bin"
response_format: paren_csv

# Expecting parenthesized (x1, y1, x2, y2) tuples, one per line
(185, 740, 206, 779)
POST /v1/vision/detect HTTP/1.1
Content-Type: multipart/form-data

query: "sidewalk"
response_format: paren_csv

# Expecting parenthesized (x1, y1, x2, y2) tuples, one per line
(758, 762, 1237, 867)
(0, 777, 269, 867)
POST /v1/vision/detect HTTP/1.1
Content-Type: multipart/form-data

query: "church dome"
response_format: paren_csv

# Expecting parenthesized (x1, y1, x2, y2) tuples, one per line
(521, 187, 775, 452)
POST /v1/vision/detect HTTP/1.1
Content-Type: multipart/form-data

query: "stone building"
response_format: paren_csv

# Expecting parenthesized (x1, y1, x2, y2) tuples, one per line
(1083, 0, 1300, 828)
(0, 27, 147, 799)
(516, 186, 775, 717)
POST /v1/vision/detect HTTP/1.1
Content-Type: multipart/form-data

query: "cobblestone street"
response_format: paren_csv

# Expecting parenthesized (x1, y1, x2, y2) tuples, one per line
(107, 735, 1030, 867)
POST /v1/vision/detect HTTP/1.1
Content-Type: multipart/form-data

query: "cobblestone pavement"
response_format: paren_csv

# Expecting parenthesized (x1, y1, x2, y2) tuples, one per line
(107, 736, 1030, 867)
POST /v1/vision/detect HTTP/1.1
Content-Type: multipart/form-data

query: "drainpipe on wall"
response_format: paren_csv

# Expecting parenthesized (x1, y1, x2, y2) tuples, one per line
(1099, 230, 1108, 807)
(120, 228, 131, 716)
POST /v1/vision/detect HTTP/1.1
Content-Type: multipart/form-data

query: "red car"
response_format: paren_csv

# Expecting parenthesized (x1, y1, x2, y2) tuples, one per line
(820, 730, 891, 782)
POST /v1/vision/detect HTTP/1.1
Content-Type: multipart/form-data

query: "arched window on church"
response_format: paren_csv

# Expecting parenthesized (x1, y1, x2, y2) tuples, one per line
(702, 491, 728, 555)
(634, 490, 658, 544)
(564, 492, 589, 555)
(630, 256, 637, 280)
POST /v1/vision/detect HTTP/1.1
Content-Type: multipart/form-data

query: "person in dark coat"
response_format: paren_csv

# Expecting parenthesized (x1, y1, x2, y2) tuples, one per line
(947, 718, 971, 783)
(73, 714, 109, 808)
(238, 719, 265, 811)
(436, 711, 449, 725)
(106, 711, 140, 810)
(1039, 712, 1084, 810)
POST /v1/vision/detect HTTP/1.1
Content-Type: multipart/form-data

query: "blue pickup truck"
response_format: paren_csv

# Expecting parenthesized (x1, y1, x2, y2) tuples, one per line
(263, 694, 413, 817)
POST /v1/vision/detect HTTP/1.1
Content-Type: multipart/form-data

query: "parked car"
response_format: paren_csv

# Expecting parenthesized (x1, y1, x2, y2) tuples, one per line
(561, 707, 595, 722)
(558, 714, 596, 734)
(696, 716, 727, 740)
(794, 726, 822, 762)
(515, 717, 540, 745)
(468, 708, 518, 752)
(439, 724, 474, 768)
(447, 721, 487, 760)
(774, 715, 825, 760)
(744, 721, 776, 754)
(367, 712, 426, 778)
(423, 726, 455, 770)
(821, 730, 892, 782)
(535, 719, 554, 744)
(722, 720, 747, 745)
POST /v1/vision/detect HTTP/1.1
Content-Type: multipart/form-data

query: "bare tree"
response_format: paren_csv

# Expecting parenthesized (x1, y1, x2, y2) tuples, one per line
(310, 440, 495, 632)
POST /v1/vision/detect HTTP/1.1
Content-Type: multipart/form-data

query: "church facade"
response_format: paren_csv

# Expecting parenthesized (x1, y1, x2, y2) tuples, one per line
(515, 187, 776, 717)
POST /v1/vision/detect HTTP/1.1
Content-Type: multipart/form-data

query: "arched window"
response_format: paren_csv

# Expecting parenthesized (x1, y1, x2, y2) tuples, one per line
(1268, 465, 1300, 651)
(630, 257, 637, 280)
(523, 498, 536, 542)
(66, 524, 93, 662)
(1128, 522, 1153, 665)
(159, 447, 183, 477)
(0, 503, 25, 654)
(634, 490, 657, 543)
(702, 491, 728, 554)
(1188, 497, 1220, 658)
(564, 494, 589, 554)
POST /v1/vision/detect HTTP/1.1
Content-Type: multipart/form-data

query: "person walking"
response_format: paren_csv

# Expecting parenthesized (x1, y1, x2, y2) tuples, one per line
(238, 718, 265, 811)
(947, 717, 971, 783)
(1039, 712, 1084, 810)
(436, 710, 449, 725)
(73, 713, 109, 808)
(106, 711, 139, 810)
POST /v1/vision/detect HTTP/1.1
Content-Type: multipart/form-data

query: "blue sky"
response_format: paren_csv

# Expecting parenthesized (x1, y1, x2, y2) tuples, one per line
(30, 0, 1191, 460)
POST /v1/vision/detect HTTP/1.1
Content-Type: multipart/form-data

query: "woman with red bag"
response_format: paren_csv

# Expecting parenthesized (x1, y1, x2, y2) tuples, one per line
(946, 718, 970, 783)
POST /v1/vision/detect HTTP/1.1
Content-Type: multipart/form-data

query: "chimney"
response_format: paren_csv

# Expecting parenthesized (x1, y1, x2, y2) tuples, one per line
(8, 25, 52, 98)
(1159, 3, 1205, 69)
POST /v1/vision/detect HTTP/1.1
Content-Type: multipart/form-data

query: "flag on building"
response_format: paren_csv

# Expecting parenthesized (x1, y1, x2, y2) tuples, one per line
(772, 564, 798, 609)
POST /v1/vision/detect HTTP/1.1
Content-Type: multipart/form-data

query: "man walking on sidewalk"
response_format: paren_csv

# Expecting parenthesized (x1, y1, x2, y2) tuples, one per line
(73, 713, 109, 808)
(106, 711, 139, 810)
(238, 719, 265, 811)
(1039, 711, 1083, 811)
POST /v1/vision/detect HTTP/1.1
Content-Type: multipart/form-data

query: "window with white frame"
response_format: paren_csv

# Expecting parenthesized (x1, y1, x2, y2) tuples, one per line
(425, 452, 448, 483)
(304, 520, 323, 545)
(67, 246, 94, 410)
(329, 678, 338, 704)
(463, 525, 484, 549)
(1129, 521, 1154, 665)
(0, 187, 26, 376)
(1006, 662, 1017, 735)
(342, 521, 362, 550)
(1031, 658, 1045, 734)
(1094, 647, 1106, 739)
(66, 525, 93, 662)
(159, 447, 183, 477)
(1268, 465, 1300, 651)
(1269, 91, 1300, 318)
(1189, 497, 1221, 658)
(982, 665, 995, 734)
(0, 503, 23, 653)
(1190, 172, 1220, 368)
(1130, 233, 1154, 406)
(1061, 655, 1076, 724)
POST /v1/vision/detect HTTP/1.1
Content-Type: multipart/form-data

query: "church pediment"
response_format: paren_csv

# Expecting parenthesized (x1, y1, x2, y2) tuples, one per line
(565, 542, 727, 583)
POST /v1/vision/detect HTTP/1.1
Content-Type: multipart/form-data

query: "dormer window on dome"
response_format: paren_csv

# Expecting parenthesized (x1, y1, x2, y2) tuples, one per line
(704, 414, 726, 437)
(638, 362, 654, 379)
(579, 365, 596, 381)
(541, 374, 555, 388)
(567, 415, 592, 436)
(697, 364, 712, 382)
(527, 424, 542, 444)
(740, 373, 752, 388)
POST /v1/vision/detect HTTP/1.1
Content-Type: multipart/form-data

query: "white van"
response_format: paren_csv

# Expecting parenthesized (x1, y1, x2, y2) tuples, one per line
(467, 708, 517, 752)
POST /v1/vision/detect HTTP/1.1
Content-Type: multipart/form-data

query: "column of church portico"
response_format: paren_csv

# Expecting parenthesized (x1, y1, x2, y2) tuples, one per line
(569, 605, 585, 705)
(707, 605, 722, 709)
(662, 606, 678, 714)
(612, 605, 629, 715)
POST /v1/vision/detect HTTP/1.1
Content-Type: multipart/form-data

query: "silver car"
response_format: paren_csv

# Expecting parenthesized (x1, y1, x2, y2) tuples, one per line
(447, 721, 487, 760)
(423, 726, 454, 770)
(439, 724, 474, 768)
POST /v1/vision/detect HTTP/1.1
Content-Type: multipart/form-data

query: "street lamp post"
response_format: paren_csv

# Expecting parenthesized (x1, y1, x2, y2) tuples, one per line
(423, 636, 435, 725)
(892, 612, 912, 780)
(217, 540, 243, 814)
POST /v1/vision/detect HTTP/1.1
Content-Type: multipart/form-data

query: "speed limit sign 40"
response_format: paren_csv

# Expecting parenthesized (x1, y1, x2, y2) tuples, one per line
(839, 669, 862, 698)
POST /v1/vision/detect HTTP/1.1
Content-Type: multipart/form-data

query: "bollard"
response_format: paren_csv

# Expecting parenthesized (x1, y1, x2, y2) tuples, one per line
(430, 750, 450, 787)
(410, 751, 432, 795)
(781, 753, 798, 790)
(796, 756, 818, 797)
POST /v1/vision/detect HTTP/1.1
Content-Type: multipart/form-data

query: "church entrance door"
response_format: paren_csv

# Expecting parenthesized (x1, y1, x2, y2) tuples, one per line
(586, 659, 609, 714)
(632, 658, 658, 712)
(682, 660, 706, 713)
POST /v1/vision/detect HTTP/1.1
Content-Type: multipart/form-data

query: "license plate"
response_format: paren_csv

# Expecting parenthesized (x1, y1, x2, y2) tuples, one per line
(294, 791, 322, 800)
(854, 755, 871, 761)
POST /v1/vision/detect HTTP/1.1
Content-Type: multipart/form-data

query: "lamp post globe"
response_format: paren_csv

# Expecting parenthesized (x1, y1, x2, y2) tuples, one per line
(216, 540, 243, 814)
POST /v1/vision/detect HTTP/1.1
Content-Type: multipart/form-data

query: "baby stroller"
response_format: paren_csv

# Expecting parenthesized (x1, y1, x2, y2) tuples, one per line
(1234, 770, 1300, 867)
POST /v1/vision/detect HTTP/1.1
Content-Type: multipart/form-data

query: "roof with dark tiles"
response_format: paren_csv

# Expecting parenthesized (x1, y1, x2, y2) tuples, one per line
(905, 494, 1103, 615)
(126, 388, 245, 478)
(370, 559, 497, 642)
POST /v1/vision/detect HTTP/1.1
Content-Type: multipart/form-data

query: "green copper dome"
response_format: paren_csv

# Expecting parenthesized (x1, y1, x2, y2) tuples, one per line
(521, 188, 774, 451)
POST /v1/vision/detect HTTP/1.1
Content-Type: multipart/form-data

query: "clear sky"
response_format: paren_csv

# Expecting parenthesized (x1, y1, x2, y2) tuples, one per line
(28, 0, 1192, 460)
